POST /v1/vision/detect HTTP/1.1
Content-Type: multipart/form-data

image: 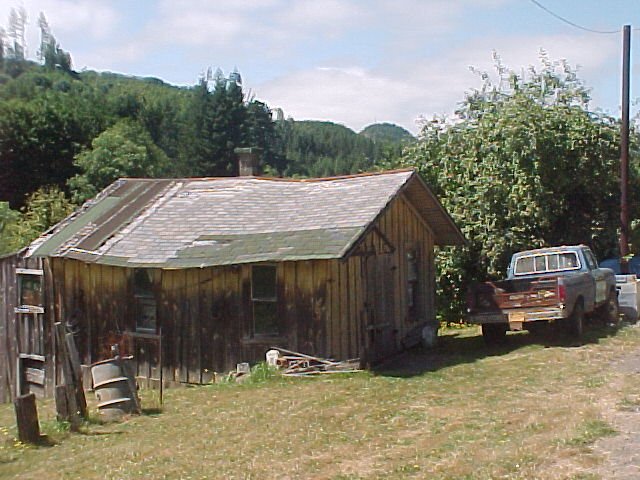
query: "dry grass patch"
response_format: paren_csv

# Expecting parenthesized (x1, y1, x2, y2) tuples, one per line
(1, 323, 638, 479)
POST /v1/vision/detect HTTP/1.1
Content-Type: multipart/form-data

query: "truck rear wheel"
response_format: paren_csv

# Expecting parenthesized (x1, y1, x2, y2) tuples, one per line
(567, 302, 584, 338)
(482, 323, 508, 345)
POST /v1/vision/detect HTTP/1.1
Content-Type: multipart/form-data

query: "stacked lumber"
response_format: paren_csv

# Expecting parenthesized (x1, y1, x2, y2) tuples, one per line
(270, 347, 361, 376)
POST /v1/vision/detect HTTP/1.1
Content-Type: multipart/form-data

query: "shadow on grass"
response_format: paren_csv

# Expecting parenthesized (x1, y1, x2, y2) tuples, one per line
(142, 407, 163, 416)
(78, 429, 125, 436)
(33, 434, 56, 447)
(375, 320, 627, 378)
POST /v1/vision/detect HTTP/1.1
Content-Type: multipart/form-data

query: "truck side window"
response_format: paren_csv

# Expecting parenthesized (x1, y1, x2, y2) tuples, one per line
(583, 250, 597, 270)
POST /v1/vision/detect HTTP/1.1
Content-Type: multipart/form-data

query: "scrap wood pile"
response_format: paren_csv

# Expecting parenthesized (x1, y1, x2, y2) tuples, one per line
(269, 347, 362, 376)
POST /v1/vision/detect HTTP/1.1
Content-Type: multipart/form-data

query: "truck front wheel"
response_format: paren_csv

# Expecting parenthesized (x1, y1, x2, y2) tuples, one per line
(598, 291, 620, 326)
(482, 323, 508, 345)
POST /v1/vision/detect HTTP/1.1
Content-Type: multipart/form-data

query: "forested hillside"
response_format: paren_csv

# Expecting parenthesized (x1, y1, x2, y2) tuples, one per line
(0, 10, 410, 254)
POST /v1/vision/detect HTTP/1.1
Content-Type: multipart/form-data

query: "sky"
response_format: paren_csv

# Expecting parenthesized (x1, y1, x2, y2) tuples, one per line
(1, 0, 640, 134)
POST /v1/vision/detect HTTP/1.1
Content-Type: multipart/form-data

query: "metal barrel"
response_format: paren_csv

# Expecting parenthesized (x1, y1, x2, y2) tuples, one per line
(91, 358, 139, 420)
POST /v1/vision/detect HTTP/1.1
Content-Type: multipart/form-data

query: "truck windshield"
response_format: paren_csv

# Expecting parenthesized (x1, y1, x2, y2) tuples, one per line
(514, 252, 580, 275)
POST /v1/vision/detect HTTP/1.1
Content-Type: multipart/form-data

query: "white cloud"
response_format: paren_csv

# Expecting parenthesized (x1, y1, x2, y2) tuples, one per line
(0, 0, 118, 41)
(256, 32, 620, 134)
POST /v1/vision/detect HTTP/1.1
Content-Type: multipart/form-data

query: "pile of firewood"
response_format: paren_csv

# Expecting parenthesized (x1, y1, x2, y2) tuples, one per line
(269, 347, 361, 376)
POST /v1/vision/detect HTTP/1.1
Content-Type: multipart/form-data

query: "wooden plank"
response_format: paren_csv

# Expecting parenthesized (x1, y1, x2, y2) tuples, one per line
(313, 261, 328, 356)
(89, 263, 101, 359)
(14, 393, 40, 443)
(65, 333, 83, 388)
(178, 270, 188, 383)
(25, 368, 45, 386)
(19, 353, 45, 361)
(7, 255, 20, 401)
(351, 257, 361, 359)
(199, 268, 213, 379)
(298, 261, 314, 354)
(54, 383, 81, 431)
(338, 261, 349, 359)
(331, 260, 341, 359)
(15, 268, 43, 276)
(211, 267, 224, 372)
(348, 257, 358, 358)
(188, 269, 201, 384)
(283, 262, 298, 352)
(239, 265, 252, 363)
(160, 269, 176, 384)
(54, 323, 87, 418)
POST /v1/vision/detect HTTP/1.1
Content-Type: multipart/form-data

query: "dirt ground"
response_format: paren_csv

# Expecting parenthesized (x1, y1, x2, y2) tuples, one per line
(592, 331, 640, 480)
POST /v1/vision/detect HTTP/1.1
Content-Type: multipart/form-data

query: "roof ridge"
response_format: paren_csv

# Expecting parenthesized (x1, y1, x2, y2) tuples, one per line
(117, 168, 416, 183)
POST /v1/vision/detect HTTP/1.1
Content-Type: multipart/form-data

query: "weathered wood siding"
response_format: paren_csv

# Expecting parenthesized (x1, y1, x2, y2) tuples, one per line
(39, 192, 435, 385)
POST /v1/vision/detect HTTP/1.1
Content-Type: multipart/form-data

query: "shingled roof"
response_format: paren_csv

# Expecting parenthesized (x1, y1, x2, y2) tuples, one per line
(28, 169, 464, 268)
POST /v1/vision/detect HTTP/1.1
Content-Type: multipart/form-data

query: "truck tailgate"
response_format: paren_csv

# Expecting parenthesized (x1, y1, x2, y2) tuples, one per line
(494, 278, 559, 309)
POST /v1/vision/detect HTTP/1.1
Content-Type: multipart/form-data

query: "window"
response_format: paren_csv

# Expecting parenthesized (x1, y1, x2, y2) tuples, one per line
(407, 251, 418, 310)
(251, 265, 278, 336)
(134, 269, 156, 332)
(583, 249, 598, 270)
(15, 269, 44, 314)
(514, 252, 581, 276)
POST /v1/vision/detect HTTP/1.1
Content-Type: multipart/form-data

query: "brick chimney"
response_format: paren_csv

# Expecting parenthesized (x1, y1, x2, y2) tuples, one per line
(235, 147, 262, 176)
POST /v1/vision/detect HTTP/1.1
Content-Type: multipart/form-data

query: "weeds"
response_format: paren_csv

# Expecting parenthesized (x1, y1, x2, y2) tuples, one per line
(564, 419, 617, 447)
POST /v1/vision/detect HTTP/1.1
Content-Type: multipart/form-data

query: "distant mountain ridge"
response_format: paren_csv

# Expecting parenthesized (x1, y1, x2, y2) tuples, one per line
(360, 123, 415, 144)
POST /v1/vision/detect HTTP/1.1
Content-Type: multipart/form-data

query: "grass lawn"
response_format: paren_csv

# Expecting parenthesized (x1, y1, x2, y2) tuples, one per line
(1, 323, 639, 479)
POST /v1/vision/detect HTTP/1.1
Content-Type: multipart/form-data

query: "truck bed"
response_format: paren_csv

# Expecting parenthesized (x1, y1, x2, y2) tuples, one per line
(471, 277, 560, 313)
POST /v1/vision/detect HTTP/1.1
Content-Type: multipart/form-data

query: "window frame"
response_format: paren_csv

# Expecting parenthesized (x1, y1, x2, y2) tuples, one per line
(15, 268, 45, 314)
(251, 264, 279, 337)
(513, 251, 581, 276)
(133, 268, 157, 333)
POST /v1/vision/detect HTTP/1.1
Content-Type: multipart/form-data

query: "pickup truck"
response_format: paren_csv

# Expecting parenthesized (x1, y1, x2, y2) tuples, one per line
(466, 245, 618, 344)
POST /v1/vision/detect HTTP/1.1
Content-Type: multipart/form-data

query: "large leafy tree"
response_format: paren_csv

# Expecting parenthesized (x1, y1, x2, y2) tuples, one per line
(396, 55, 631, 322)
(68, 119, 171, 203)
(0, 93, 94, 208)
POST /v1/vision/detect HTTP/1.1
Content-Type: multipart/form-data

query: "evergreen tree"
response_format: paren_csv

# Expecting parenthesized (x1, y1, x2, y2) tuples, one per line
(7, 7, 27, 60)
(0, 27, 5, 69)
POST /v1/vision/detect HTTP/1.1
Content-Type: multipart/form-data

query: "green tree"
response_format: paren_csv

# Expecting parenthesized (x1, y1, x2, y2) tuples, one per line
(0, 93, 93, 208)
(244, 100, 286, 173)
(395, 54, 630, 322)
(0, 27, 5, 69)
(69, 119, 171, 202)
(208, 73, 246, 175)
(0, 187, 73, 254)
(0, 201, 20, 254)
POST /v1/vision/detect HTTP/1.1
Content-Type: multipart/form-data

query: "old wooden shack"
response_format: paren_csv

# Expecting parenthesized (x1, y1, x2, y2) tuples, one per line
(0, 167, 464, 401)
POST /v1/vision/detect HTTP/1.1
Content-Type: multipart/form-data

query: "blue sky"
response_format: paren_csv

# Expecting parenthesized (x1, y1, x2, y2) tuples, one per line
(1, 0, 640, 133)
